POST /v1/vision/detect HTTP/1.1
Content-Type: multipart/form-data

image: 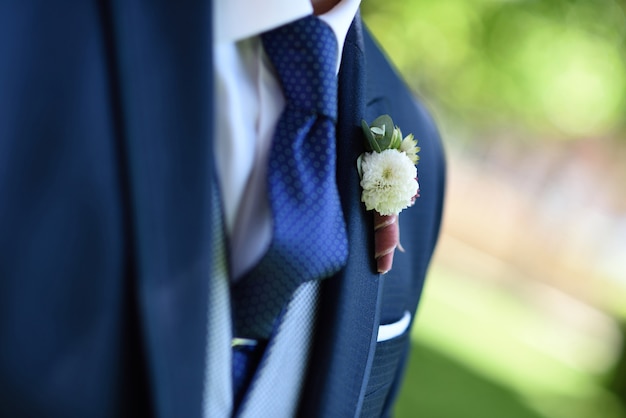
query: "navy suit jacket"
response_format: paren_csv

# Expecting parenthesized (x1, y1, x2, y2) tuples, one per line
(0, 2, 444, 417)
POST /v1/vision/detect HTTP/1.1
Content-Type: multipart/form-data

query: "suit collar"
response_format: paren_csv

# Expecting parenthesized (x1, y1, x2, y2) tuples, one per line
(298, 14, 386, 418)
(109, 1, 215, 416)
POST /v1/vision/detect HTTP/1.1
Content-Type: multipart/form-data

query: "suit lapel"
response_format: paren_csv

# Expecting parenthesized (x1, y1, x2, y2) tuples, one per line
(108, 1, 216, 416)
(298, 15, 386, 418)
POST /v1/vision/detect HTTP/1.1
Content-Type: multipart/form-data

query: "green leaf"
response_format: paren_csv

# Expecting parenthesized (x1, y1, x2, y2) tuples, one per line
(361, 119, 381, 152)
(370, 114, 394, 150)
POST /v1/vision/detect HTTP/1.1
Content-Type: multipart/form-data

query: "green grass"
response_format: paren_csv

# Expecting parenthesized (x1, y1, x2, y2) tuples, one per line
(395, 342, 546, 418)
(393, 265, 626, 418)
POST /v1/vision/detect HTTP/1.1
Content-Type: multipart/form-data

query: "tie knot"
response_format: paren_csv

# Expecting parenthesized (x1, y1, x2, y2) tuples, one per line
(262, 15, 338, 119)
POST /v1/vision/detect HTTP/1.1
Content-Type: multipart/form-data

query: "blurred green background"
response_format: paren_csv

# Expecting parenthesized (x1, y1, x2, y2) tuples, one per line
(361, 0, 626, 417)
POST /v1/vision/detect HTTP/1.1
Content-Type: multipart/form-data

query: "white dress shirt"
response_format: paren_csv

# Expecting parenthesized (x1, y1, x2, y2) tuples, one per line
(214, 0, 360, 280)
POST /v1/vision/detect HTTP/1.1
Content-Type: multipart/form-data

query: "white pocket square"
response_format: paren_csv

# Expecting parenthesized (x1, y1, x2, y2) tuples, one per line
(376, 310, 411, 342)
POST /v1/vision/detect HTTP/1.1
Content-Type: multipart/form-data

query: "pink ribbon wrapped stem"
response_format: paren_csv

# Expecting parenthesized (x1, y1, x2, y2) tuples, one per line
(373, 212, 404, 274)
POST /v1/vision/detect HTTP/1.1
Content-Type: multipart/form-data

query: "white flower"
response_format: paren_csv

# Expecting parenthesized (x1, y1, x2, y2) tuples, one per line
(360, 149, 419, 216)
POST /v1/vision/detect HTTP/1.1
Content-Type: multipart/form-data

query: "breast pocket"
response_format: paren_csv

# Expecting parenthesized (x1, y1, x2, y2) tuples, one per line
(360, 311, 412, 418)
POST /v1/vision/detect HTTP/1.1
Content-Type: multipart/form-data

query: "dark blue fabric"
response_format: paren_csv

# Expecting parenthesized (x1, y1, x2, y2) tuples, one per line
(0, 3, 145, 416)
(107, 1, 215, 415)
(0, 1, 214, 417)
(233, 16, 348, 340)
(361, 331, 410, 418)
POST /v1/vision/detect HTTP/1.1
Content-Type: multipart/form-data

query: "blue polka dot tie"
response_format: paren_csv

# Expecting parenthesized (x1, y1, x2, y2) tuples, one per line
(232, 15, 349, 340)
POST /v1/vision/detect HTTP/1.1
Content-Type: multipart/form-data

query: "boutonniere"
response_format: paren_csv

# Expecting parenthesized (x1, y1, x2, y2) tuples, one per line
(357, 115, 420, 274)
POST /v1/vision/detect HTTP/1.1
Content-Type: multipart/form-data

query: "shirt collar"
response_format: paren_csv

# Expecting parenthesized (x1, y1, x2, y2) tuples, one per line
(215, 0, 313, 44)
(215, 0, 361, 67)
(319, 0, 361, 70)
